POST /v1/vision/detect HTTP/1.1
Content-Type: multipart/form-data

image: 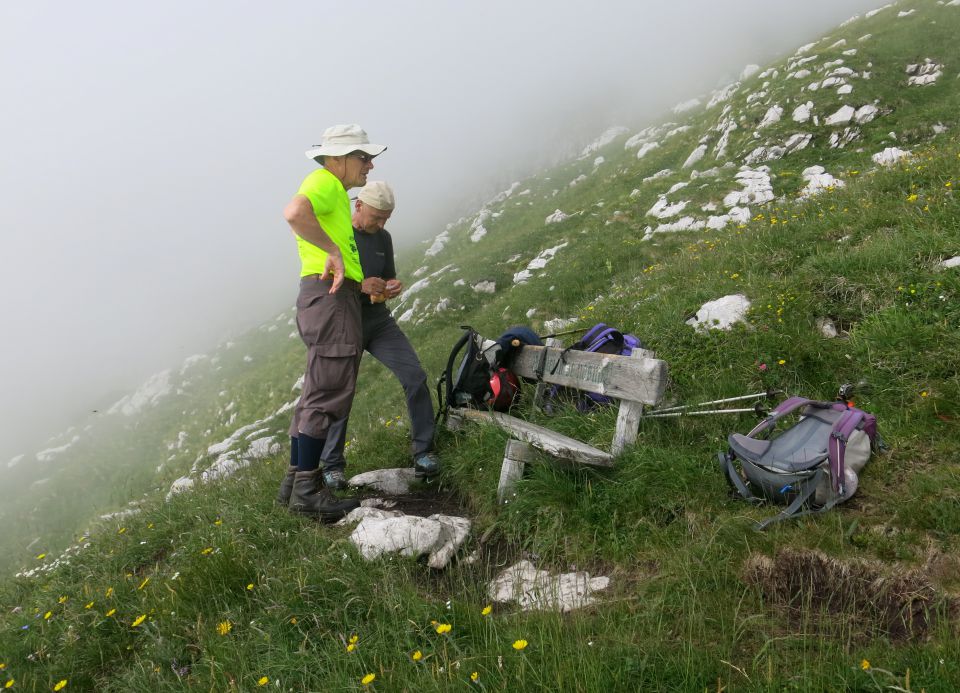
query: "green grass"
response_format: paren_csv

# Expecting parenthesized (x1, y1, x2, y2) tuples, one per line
(2, 4, 960, 690)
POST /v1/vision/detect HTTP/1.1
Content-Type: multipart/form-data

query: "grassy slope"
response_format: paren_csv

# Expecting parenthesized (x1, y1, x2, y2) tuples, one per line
(2, 2, 959, 690)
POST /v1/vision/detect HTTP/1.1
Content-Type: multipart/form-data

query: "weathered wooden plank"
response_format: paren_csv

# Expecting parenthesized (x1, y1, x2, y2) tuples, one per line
(507, 346, 667, 405)
(497, 439, 537, 504)
(451, 407, 613, 467)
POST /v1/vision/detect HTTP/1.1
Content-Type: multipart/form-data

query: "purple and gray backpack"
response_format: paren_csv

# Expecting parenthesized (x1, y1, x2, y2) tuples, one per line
(719, 396, 879, 530)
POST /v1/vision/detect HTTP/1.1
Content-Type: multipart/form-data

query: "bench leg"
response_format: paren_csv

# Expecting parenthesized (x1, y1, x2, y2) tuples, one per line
(612, 350, 652, 455)
(497, 439, 536, 504)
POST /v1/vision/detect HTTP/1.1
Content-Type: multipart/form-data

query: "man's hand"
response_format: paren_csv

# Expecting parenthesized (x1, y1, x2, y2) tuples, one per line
(361, 277, 387, 297)
(321, 251, 345, 294)
(384, 279, 403, 299)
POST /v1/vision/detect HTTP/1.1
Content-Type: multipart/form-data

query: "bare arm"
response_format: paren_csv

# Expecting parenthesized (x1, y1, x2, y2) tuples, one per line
(283, 194, 344, 293)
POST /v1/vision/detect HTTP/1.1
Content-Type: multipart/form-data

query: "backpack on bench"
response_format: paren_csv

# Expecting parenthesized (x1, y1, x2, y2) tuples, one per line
(547, 323, 644, 410)
(436, 326, 534, 420)
(719, 396, 878, 530)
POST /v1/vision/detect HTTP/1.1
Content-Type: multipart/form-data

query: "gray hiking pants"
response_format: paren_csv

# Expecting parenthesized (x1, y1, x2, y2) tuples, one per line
(320, 310, 435, 470)
(288, 276, 362, 439)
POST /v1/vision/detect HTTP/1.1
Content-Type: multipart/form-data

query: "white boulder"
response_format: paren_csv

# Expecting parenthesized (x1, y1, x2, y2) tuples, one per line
(341, 508, 471, 570)
(686, 294, 752, 332)
(488, 560, 610, 612)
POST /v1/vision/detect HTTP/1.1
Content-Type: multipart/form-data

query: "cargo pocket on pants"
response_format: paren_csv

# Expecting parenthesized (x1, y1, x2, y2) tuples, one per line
(300, 341, 359, 426)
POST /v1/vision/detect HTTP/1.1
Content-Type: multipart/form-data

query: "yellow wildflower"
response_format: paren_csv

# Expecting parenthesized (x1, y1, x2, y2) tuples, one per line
(481, 605, 492, 616)
(84, 602, 94, 609)
(777, 359, 786, 366)
(217, 620, 232, 636)
(58, 596, 68, 604)
(861, 659, 870, 670)
(349, 634, 359, 644)
(131, 614, 146, 627)
(346, 643, 356, 653)
(138, 577, 150, 590)
(290, 617, 298, 624)
(921, 391, 928, 398)
(201, 547, 213, 555)
(907, 194, 918, 202)
(214, 519, 222, 526)
(53, 681, 68, 691)
(257, 676, 269, 686)
(117, 527, 126, 534)
(147, 523, 154, 529)
(44, 611, 52, 620)
(4, 679, 13, 689)
(411, 650, 423, 662)
(0, 664, 4, 670)
(105, 587, 114, 597)
(435, 623, 452, 634)
(105, 609, 116, 617)
(512, 639, 528, 650)
(361, 673, 376, 685)
(246, 583, 254, 591)
(471, 671, 479, 682)
(36, 553, 46, 560)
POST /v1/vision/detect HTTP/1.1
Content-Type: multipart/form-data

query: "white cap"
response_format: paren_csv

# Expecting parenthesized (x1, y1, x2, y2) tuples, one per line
(305, 124, 387, 160)
(357, 181, 396, 211)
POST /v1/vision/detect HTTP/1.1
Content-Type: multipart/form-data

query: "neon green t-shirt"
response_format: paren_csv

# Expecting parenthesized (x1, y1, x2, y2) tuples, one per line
(294, 168, 363, 281)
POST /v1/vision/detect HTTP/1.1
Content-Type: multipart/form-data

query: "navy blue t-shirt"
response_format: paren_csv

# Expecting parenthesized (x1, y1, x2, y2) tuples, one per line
(355, 227, 396, 317)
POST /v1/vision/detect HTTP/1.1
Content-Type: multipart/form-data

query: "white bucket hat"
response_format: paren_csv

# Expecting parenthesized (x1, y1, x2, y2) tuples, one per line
(357, 181, 396, 211)
(305, 124, 387, 160)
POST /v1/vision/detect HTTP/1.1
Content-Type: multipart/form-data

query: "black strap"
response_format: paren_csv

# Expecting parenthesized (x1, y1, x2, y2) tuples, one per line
(438, 329, 472, 424)
(534, 345, 550, 381)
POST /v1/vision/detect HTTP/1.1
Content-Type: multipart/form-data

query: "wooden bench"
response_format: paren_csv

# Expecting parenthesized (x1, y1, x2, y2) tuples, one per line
(446, 339, 669, 502)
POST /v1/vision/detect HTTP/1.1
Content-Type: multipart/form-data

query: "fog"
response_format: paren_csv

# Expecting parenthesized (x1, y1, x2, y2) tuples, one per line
(0, 0, 883, 460)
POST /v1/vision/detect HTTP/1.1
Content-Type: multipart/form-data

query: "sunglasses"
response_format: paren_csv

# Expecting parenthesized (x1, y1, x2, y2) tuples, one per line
(348, 151, 375, 164)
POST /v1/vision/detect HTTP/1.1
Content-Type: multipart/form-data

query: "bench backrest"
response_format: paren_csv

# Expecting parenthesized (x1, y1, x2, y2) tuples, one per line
(506, 345, 668, 406)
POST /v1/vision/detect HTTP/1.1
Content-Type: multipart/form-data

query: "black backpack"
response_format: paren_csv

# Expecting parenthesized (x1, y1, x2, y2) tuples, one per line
(436, 326, 534, 420)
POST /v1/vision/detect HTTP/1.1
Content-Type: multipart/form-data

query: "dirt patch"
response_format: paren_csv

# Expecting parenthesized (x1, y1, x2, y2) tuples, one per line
(367, 485, 469, 518)
(743, 547, 957, 641)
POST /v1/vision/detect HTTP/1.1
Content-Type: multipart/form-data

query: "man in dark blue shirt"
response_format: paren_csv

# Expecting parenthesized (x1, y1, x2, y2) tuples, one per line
(319, 181, 440, 488)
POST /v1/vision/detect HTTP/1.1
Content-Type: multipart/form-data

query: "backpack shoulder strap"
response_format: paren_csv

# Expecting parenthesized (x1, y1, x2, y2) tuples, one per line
(828, 406, 866, 493)
(754, 468, 841, 530)
(575, 323, 609, 349)
(718, 452, 762, 504)
(439, 327, 473, 420)
(585, 328, 624, 352)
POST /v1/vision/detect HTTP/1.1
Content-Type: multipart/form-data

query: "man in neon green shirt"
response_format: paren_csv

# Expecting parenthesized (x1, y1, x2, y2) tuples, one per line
(280, 124, 387, 521)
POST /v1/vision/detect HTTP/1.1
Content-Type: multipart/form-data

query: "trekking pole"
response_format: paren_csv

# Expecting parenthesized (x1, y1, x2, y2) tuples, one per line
(538, 327, 588, 340)
(645, 390, 781, 418)
(649, 391, 780, 415)
(645, 406, 761, 418)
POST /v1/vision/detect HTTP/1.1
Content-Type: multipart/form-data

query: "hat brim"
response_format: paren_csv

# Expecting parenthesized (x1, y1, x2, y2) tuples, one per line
(304, 143, 387, 160)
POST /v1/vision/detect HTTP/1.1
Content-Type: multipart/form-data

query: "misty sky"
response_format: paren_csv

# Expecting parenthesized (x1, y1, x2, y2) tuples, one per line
(0, 0, 884, 459)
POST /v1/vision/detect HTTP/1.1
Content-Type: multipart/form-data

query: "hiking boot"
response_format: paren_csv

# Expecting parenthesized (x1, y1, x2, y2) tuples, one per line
(289, 470, 359, 522)
(413, 452, 441, 479)
(275, 466, 298, 506)
(322, 468, 348, 491)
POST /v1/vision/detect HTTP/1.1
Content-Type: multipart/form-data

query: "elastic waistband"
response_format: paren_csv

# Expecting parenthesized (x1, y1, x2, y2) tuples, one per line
(300, 275, 360, 290)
